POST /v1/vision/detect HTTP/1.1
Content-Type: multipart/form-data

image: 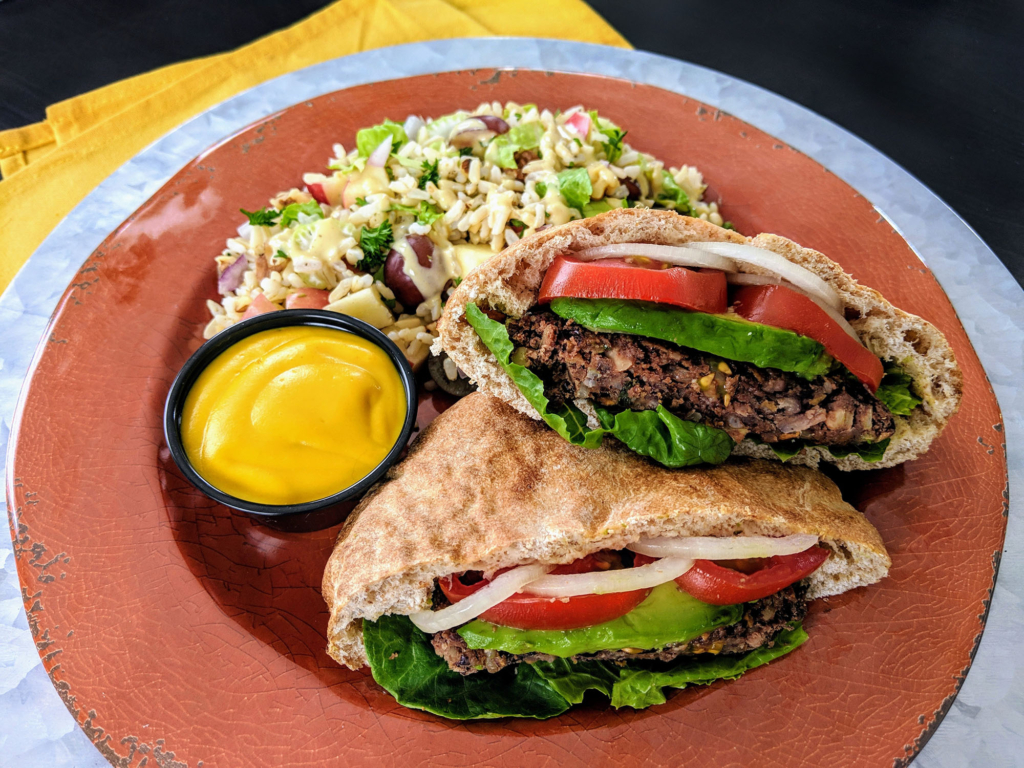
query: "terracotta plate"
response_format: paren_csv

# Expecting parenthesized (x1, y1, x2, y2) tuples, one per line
(7, 70, 1007, 767)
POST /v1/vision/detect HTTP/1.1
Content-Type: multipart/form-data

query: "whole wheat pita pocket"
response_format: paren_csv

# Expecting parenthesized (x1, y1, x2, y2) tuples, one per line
(434, 208, 961, 470)
(323, 393, 889, 670)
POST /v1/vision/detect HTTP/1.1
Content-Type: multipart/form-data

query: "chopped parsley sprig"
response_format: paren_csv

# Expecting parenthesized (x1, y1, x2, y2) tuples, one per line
(418, 159, 440, 190)
(239, 207, 280, 226)
(357, 220, 394, 273)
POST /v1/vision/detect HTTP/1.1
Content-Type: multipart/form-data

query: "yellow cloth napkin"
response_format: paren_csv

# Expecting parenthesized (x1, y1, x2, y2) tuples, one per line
(0, 0, 628, 296)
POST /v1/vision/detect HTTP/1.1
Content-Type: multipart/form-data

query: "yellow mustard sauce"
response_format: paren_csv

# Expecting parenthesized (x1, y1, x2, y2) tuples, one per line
(181, 326, 406, 505)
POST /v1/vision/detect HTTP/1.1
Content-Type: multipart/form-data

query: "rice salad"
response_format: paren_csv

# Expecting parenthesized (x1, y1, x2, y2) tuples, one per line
(206, 101, 731, 372)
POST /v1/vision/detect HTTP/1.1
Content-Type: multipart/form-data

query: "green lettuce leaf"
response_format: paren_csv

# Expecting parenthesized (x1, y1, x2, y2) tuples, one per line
(767, 440, 806, 461)
(363, 615, 570, 720)
(389, 201, 443, 227)
(556, 167, 593, 212)
(588, 110, 627, 162)
(278, 200, 323, 229)
(534, 624, 808, 709)
(550, 298, 834, 380)
(875, 363, 921, 416)
(328, 156, 366, 173)
(656, 170, 692, 214)
(581, 198, 625, 218)
(594, 405, 734, 468)
(827, 437, 890, 462)
(464, 303, 734, 467)
(356, 119, 408, 157)
(485, 122, 545, 169)
(755, 434, 889, 463)
(416, 202, 443, 227)
(364, 613, 808, 718)
(464, 303, 602, 447)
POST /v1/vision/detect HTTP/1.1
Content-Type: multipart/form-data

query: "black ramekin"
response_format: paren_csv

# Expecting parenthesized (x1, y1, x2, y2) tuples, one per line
(163, 309, 417, 532)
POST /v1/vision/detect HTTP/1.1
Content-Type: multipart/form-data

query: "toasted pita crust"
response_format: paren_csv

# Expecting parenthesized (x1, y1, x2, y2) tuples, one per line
(323, 393, 890, 670)
(433, 209, 962, 470)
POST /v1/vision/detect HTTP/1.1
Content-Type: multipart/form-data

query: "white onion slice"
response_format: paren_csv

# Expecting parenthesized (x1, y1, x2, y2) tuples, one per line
(407, 564, 552, 633)
(520, 557, 693, 597)
(575, 243, 737, 272)
(727, 272, 862, 342)
(725, 272, 781, 288)
(367, 135, 393, 167)
(403, 114, 425, 142)
(628, 534, 819, 561)
(681, 241, 842, 311)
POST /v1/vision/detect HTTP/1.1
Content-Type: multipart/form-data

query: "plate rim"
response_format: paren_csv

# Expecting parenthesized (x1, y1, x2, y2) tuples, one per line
(1, 38, 1021, 767)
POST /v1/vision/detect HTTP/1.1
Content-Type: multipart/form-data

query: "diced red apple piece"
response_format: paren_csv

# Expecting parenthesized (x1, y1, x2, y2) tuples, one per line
(303, 172, 347, 206)
(285, 288, 330, 309)
(565, 111, 591, 137)
(242, 293, 279, 319)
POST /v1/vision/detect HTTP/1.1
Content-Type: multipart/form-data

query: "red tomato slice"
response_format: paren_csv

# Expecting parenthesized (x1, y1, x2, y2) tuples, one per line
(538, 255, 727, 313)
(285, 288, 330, 309)
(732, 284, 883, 391)
(665, 546, 830, 606)
(241, 293, 279, 319)
(438, 554, 651, 631)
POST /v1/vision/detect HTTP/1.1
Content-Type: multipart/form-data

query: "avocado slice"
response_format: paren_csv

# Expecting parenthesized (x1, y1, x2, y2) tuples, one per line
(549, 297, 835, 379)
(457, 582, 741, 658)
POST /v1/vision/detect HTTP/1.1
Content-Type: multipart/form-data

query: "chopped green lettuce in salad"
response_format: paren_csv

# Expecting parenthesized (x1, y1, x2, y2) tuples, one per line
(206, 101, 728, 370)
(356, 119, 407, 157)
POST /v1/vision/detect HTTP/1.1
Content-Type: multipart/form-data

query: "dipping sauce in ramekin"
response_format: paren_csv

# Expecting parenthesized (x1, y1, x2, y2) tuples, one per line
(164, 309, 417, 531)
(181, 326, 407, 505)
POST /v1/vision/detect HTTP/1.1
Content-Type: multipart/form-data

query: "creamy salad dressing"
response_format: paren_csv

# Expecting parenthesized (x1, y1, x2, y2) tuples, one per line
(397, 241, 457, 300)
(206, 102, 729, 369)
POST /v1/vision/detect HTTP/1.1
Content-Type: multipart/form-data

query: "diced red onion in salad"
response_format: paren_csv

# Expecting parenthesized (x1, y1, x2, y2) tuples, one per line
(449, 116, 509, 149)
(408, 564, 552, 633)
(628, 534, 819, 561)
(403, 114, 425, 142)
(473, 115, 510, 134)
(367, 135, 393, 167)
(519, 556, 694, 597)
(217, 255, 248, 295)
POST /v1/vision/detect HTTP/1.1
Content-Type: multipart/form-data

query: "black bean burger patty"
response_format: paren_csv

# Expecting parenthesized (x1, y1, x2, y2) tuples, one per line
(505, 310, 894, 446)
(431, 584, 808, 676)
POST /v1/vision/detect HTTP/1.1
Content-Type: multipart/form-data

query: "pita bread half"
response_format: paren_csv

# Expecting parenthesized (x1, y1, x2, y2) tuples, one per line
(322, 393, 890, 670)
(433, 208, 962, 470)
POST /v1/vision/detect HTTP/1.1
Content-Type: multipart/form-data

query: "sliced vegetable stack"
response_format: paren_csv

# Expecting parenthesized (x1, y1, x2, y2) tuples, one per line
(439, 209, 955, 470)
(323, 393, 893, 720)
(363, 535, 825, 716)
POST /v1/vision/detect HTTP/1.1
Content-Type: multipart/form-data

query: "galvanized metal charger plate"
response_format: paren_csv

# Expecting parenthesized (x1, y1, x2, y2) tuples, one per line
(1, 40, 1021, 768)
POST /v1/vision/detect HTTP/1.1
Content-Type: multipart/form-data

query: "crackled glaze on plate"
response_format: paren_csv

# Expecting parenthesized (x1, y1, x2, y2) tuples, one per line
(4, 59, 1013, 768)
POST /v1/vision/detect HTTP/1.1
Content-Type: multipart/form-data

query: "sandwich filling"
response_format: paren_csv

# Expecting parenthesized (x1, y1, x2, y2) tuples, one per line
(507, 309, 894, 447)
(361, 539, 829, 718)
(462, 248, 923, 467)
(432, 582, 807, 675)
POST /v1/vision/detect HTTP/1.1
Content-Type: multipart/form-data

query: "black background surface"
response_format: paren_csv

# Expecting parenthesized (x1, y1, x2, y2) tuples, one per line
(1, 0, 1021, 285)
